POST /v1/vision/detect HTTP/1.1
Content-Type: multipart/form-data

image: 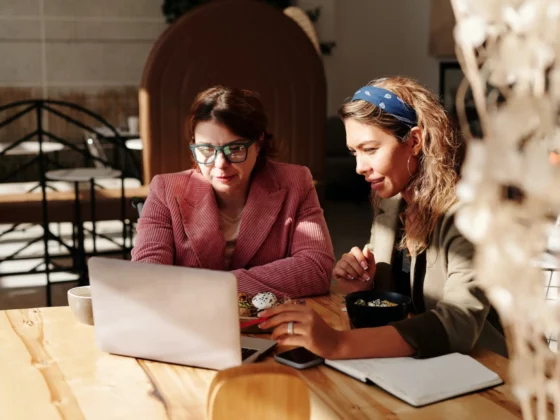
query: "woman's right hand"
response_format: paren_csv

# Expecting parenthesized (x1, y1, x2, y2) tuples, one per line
(333, 246, 376, 293)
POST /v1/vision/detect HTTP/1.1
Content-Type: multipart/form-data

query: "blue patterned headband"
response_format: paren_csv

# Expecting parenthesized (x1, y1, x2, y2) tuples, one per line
(352, 86, 417, 127)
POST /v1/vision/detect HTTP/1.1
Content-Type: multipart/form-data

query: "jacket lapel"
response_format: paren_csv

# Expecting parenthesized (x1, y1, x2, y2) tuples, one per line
(373, 194, 401, 264)
(372, 194, 401, 291)
(177, 172, 225, 270)
(231, 165, 286, 268)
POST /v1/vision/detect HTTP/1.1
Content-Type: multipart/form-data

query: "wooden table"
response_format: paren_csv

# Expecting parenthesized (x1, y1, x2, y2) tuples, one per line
(0, 292, 525, 419)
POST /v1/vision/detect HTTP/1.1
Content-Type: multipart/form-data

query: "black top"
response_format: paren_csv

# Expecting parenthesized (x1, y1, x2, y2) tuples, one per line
(392, 226, 412, 298)
(390, 204, 427, 315)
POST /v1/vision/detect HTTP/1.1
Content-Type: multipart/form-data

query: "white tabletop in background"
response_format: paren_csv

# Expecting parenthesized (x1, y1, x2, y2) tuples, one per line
(92, 127, 139, 138)
(125, 139, 143, 150)
(0, 141, 64, 155)
(535, 252, 560, 270)
(45, 168, 121, 182)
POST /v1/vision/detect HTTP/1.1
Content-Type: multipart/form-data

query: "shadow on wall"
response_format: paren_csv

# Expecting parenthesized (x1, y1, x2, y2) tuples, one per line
(325, 116, 370, 203)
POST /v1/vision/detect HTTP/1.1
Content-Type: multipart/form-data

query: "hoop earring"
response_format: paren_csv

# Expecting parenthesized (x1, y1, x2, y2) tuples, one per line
(407, 155, 414, 177)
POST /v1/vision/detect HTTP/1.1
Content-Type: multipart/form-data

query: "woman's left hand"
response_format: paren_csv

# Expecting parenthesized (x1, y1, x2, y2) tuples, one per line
(257, 304, 344, 359)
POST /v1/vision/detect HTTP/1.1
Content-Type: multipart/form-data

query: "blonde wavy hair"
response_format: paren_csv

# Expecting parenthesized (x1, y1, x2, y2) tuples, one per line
(338, 76, 465, 255)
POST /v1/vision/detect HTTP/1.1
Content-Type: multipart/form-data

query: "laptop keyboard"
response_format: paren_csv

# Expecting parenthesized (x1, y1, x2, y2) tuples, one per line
(241, 347, 258, 360)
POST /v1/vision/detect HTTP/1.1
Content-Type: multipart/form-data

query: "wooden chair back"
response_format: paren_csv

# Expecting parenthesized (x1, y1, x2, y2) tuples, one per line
(139, 0, 326, 185)
(207, 364, 311, 420)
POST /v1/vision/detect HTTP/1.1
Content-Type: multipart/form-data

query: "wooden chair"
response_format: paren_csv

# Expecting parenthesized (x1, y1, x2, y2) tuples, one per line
(139, 0, 326, 188)
(207, 364, 311, 420)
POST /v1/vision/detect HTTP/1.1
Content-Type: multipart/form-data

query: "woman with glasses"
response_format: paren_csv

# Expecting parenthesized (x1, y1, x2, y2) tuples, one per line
(132, 86, 335, 298)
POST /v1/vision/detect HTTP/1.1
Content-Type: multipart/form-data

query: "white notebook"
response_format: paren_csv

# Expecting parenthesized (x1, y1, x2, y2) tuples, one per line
(325, 353, 503, 407)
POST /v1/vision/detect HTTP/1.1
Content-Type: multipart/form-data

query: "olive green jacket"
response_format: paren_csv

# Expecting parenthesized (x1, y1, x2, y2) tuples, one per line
(367, 195, 508, 358)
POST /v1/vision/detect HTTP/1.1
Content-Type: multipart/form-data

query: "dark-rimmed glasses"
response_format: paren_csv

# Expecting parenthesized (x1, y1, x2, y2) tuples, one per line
(189, 139, 256, 164)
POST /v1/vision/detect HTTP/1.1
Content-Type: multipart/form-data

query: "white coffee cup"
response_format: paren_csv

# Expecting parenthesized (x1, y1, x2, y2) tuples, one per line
(67, 286, 94, 325)
(127, 116, 139, 135)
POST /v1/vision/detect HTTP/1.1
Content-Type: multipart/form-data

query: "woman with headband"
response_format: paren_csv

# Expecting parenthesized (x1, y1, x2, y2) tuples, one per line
(258, 76, 507, 359)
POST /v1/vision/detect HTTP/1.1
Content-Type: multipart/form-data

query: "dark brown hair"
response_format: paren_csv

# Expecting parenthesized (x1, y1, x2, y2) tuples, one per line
(189, 86, 278, 165)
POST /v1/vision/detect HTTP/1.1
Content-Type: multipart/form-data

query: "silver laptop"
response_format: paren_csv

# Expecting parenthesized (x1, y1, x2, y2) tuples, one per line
(88, 257, 276, 370)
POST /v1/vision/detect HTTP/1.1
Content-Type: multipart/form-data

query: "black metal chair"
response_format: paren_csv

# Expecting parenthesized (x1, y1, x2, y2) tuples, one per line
(131, 197, 145, 218)
(0, 99, 141, 306)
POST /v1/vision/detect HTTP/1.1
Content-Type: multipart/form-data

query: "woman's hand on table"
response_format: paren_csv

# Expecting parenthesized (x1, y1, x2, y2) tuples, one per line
(257, 304, 343, 359)
(333, 246, 376, 293)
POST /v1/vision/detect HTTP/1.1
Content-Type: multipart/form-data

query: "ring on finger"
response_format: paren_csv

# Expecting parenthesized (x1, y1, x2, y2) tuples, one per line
(287, 321, 294, 336)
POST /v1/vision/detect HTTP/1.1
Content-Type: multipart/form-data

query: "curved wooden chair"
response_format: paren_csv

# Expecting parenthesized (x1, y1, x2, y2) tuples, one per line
(139, 0, 326, 188)
(207, 364, 310, 420)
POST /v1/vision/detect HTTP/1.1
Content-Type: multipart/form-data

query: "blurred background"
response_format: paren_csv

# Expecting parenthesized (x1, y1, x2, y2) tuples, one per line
(4, 1, 554, 350)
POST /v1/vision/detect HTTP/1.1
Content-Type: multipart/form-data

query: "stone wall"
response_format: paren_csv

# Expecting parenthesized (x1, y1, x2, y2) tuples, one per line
(0, 0, 166, 181)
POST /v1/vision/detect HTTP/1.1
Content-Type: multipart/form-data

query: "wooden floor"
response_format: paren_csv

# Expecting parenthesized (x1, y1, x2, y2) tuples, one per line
(0, 219, 131, 308)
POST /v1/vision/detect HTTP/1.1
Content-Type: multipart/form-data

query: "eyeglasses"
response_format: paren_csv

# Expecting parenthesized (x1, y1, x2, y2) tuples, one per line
(189, 139, 256, 165)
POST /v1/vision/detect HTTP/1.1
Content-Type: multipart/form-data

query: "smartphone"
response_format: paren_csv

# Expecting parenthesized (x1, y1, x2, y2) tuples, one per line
(274, 347, 324, 369)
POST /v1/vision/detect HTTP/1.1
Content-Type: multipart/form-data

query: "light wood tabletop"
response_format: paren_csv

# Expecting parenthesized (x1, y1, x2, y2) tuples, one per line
(0, 290, 527, 420)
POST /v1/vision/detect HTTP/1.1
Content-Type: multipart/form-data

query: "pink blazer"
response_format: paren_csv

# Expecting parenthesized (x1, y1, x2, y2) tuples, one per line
(131, 160, 335, 298)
